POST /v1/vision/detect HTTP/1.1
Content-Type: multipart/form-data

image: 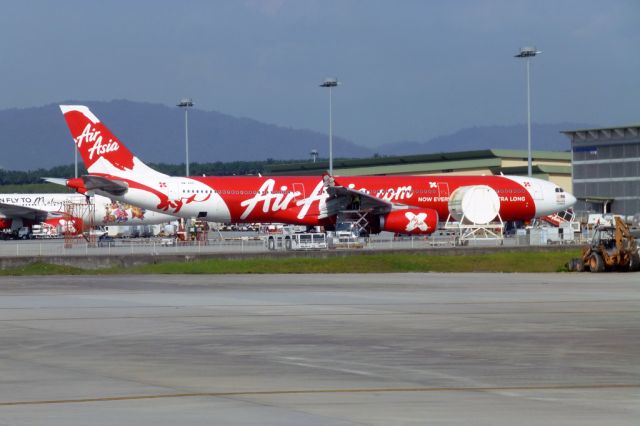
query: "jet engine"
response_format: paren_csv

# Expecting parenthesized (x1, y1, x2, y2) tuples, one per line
(448, 185, 500, 224)
(380, 208, 438, 235)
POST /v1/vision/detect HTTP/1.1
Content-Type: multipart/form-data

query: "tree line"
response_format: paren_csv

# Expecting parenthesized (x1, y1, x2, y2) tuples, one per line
(0, 159, 303, 186)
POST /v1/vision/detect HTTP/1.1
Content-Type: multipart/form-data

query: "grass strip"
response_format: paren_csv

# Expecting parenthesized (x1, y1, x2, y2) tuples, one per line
(0, 262, 88, 276)
(0, 250, 582, 275)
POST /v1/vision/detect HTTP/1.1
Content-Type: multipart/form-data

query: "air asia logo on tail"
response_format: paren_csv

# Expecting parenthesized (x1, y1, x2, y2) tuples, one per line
(60, 106, 135, 172)
(76, 124, 120, 161)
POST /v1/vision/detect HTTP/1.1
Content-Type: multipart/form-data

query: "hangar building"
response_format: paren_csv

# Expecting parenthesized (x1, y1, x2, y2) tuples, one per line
(264, 149, 572, 192)
(562, 125, 640, 216)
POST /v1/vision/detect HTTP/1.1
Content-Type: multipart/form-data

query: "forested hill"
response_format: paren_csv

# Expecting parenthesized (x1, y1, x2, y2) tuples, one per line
(0, 100, 371, 171)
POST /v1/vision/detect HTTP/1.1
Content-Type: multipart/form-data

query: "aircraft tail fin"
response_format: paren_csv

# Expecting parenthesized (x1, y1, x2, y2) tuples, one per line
(59, 105, 167, 180)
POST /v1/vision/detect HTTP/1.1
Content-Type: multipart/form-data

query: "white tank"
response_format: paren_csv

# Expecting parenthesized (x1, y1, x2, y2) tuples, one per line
(448, 185, 501, 224)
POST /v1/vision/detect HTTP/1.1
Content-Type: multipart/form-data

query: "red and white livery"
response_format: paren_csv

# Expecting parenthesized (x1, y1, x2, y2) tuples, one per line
(58, 105, 576, 235)
(0, 193, 176, 237)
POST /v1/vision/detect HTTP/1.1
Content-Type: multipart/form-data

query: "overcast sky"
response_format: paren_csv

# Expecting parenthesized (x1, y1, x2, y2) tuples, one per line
(1, 0, 638, 147)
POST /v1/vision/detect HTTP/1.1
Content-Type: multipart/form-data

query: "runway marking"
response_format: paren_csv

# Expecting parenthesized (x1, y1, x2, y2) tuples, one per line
(1, 384, 638, 406)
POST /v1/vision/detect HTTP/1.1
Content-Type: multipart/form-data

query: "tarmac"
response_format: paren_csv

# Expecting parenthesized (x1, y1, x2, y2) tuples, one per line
(0, 273, 638, 425)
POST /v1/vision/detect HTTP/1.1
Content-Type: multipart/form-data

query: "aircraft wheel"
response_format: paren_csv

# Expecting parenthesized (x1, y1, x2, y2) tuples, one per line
(589, 253, 605, 273)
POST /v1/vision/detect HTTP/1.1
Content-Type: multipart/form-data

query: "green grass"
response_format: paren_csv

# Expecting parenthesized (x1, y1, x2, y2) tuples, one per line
(0, 262, 88, 276)
(125, 250, 581, 274)
(0, 250, 582, 276)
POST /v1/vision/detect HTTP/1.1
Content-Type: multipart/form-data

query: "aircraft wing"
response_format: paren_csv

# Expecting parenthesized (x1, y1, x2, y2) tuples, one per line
(81, 175, 129, 196)
(325, 185, 395, 216)
(0, 203, 51, 223)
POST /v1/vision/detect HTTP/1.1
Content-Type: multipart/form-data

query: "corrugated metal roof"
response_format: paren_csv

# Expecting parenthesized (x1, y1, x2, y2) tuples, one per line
(334, 158, 502, 176)
(489, 149, 570, 160)
(561, 124, 640, 134)
(497, 164, 572, 175)
(264, 149, 570, 175)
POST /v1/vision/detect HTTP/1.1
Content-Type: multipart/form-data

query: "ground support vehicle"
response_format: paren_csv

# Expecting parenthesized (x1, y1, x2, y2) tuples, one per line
(0, 227, 32, 240)
(31, 223, 59, 239)
(266, 228, 328, 251)
(568, 217, 639, 272)
(326, 219, 367, 249)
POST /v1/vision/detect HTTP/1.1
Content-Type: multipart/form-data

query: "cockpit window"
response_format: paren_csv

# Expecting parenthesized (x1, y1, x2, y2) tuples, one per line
(555, 187, 564, 193)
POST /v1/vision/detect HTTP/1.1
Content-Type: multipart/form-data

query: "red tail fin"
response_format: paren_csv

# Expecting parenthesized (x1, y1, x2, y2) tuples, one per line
(60, 105, 135, 173)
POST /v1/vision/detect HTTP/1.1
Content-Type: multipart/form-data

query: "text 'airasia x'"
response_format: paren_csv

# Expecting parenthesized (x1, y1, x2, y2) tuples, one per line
(57, 105, 576, 236)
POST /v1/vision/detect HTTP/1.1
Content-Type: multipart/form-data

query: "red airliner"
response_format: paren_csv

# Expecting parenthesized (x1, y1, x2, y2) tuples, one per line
(57, 105, 576, 236)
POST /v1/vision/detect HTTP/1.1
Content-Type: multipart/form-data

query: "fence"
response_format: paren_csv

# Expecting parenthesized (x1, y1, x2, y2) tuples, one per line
(0, 231, 591, 259)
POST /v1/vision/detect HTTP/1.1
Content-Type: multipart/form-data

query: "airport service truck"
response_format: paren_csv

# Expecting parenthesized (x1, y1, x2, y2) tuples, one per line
(265, 226, 327, 251)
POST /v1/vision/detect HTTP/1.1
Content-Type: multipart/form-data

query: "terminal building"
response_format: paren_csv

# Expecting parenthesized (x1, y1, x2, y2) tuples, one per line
(562, 125, 640, 216)
(264, 149, 572, 193)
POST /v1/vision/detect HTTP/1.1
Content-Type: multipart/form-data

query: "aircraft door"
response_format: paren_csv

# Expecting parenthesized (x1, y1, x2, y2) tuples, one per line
(167, 179, 181, 201)
(438, 182, 450, 198)
(293, 183, 305, 202)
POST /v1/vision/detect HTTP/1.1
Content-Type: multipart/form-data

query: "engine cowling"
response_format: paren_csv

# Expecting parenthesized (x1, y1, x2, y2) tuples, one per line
(448, 185, 500, 224)
(46, 217, 84, 235)
(380, 209, 438, 235)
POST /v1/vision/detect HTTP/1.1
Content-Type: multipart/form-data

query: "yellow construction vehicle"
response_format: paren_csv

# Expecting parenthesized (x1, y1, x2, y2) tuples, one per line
(569, 216, 640, 272)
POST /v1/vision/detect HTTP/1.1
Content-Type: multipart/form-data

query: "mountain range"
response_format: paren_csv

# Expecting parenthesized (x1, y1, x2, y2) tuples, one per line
(0, 100, 589, 171)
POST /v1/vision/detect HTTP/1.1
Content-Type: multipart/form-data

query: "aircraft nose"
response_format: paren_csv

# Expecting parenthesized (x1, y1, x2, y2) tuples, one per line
(566, 192, 577, 207)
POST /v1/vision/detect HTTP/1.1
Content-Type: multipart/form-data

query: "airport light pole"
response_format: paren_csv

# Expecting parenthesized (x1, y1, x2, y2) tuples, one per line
(515, 47, 541, 177)
(177, 98, 194, 177)
(319, 78, 339, 175)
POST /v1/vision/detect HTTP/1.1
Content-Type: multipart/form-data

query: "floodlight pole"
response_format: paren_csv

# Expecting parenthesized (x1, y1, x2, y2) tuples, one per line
(177, 98, 194, 177)
(515, 47, 541, 177)
(526, 57, 532, 177)
(329, 87, 333, 174)
(320, 78, 339, 175)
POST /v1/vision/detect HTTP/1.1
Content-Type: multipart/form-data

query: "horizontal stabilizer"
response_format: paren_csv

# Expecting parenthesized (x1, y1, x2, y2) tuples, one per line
(43, 177, 68, 186)
(43, 176, 128, 196)
(81, 175, 129, 196)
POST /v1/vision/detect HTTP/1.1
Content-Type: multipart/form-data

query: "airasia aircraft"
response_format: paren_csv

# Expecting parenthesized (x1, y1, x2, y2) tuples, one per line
(57, 105, 576, 236)
(0, 193, 176, 237)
